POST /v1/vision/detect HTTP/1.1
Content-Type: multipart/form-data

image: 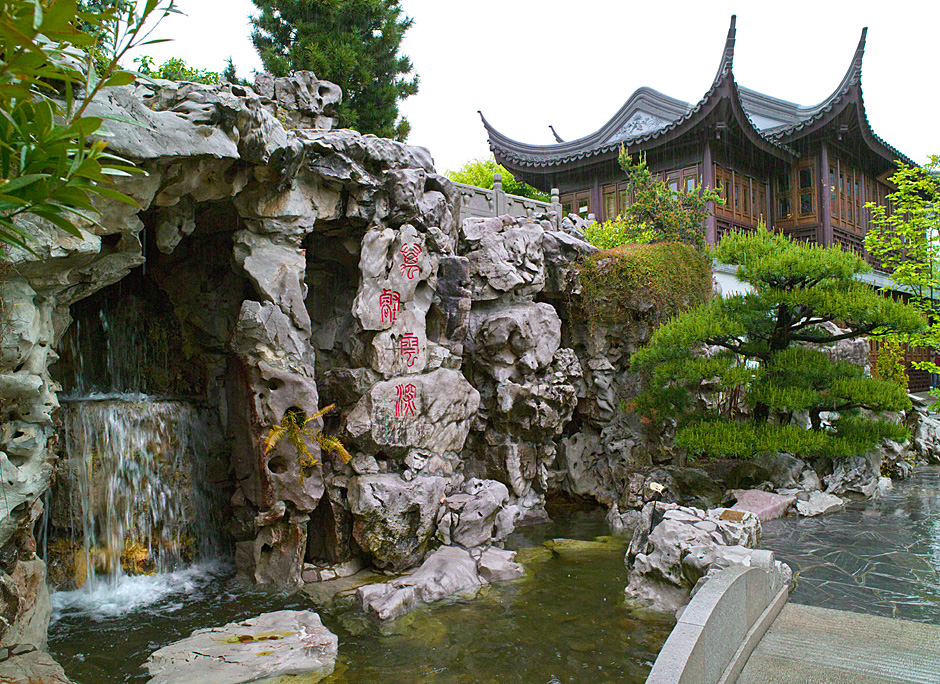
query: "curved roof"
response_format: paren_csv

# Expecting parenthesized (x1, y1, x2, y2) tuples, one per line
(483, 18, 912, 172)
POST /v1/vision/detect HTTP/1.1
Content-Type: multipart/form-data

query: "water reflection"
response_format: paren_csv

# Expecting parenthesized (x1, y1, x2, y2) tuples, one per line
(760, 466, 940, 623)
(49, 508, 672, 684)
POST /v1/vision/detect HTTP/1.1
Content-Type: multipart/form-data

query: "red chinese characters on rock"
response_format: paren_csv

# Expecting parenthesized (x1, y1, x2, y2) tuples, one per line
(400, 244, 422, 280)
(395, 383, 417, 417)
(379, 289, 400, 323)
(399, 333, 419, 367)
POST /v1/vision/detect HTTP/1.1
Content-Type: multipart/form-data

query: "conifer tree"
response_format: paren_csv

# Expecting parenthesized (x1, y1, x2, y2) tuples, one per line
(630, 227, 926, 459)
(250, 0, 418, 141)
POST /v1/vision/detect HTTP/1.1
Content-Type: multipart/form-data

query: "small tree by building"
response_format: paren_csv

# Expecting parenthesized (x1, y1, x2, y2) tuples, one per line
(864, 156, 940, 385)
(630, 226, 926, 460)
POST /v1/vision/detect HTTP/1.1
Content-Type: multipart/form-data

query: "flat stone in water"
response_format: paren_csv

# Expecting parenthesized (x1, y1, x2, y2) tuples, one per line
(543, 536, 627, 556)
(144, 610, 337, 684)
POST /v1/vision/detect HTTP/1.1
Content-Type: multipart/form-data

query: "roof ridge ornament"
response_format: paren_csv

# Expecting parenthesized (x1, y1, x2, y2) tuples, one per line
(712, 15, 737, 87)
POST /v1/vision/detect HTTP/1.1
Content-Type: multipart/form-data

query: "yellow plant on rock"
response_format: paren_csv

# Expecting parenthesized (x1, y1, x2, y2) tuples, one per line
(264, 404, 350, 468)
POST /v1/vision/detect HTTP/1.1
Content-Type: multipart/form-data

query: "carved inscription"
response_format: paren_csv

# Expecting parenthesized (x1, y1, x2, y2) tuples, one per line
(395, 383, 417, 417)
(380, 288, 400, 323)
(400, 244, 422, 279)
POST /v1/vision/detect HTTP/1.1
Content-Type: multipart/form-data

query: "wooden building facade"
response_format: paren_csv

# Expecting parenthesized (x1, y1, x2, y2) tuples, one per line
(481, 17, 913, 256)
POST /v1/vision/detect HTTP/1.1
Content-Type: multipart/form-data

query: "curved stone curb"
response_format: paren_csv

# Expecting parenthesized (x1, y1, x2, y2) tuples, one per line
(646, 551, 790, 684)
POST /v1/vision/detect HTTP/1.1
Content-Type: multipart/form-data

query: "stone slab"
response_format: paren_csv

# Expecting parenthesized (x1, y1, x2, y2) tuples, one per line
(732, 489, 796, 522)
(736, 604, 940, 684)
(144, 610, 337, 684)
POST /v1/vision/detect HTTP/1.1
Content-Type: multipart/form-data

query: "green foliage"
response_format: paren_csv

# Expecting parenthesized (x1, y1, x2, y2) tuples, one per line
(264, 404, 350, 469)
(135, 55, 220, 84)
(578, 241, 713, 328)
(445, 156, 550, 202)
(864, 156, 940, 383)
(222, 57, 248, 86)
(583, 215, 657, 250)
(874, 337, 909, 391)
(610, 146, 723, 250)
(250, 0, 418, 141)
(0, 0, 178, 257)
(631, 226, 926, 460)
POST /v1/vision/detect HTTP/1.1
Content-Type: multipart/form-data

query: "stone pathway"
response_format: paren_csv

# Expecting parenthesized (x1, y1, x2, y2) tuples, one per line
(759, 466, 940, 624)
(736, 603, 940, 684)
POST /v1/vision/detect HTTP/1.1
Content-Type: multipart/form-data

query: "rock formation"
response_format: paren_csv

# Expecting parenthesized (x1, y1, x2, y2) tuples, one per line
(144, 609, 338, 684)
(0, 70, 624, 679)
(622, 501, 791, 614)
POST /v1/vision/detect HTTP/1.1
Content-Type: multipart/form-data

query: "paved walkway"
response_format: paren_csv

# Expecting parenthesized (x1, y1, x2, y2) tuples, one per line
(736, 603, 940, 684)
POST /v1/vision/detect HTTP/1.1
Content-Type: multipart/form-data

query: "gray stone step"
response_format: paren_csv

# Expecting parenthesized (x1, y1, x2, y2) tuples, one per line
(735, 603, 940, 684)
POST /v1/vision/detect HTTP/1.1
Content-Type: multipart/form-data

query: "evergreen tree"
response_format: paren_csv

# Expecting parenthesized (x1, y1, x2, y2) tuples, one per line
(250, 0, 418, 141)
(630, 226, 926, 460)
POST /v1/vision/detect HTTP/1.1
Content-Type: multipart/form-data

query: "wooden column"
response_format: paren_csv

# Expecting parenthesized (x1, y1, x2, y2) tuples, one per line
(590, 176, 602, 222)
(819, 143, 833, 246)
(703, 141, 717, 245)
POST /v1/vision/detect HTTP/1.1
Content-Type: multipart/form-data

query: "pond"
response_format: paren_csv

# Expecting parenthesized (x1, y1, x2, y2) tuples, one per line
(48, 507, 673, 684)
(760, 465, 940, 624)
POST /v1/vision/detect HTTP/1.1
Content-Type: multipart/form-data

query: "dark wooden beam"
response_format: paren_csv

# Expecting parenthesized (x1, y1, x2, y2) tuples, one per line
(819, 143, 833, 246)
(703, 141, 717, 245)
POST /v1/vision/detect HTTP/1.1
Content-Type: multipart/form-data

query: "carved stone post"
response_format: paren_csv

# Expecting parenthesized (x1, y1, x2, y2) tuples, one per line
(494, 173, 508, 216)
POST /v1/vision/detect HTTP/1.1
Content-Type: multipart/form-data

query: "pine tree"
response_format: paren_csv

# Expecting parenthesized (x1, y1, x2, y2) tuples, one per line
(630, 226, 927, 460)
(250, 0, 418, 141)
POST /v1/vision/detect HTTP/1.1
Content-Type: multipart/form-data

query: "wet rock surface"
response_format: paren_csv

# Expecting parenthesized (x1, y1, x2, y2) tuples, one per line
(143, 610, 338, 684)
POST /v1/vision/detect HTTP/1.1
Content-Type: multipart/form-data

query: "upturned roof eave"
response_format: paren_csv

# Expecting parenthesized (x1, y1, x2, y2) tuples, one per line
(768, 28, 915, 168)
(486, 15, 795, 171)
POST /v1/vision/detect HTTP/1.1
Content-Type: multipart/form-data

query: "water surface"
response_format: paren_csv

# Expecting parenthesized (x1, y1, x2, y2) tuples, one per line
(49, 507, 672, 684)
(761, 465, 940, 623)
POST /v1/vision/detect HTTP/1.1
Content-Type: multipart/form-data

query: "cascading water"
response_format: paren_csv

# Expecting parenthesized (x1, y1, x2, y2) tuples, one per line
(45, 275, 224, 612)
(58, 398, 218, 585)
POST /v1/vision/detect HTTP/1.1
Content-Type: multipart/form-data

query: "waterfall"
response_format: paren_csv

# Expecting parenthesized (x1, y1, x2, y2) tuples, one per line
(57, 398, 219, 586)
(47, 275, 224, 601)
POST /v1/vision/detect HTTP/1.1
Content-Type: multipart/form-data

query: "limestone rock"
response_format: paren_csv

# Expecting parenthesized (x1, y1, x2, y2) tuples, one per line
(466, 302, 561, 383)
(0, 649, 72, 684)
(435, 478, 512, 548)
(824, 454, 881, 498)
(347, 474, 447, 571)
(460, 217, 545, 300)
(144, 610, 337, 684)
(357, 546, 481, 620)
(476, 547, 524, 582)
(0, 559, 51, 650)
(357, 545, 522, 620)
(911, 406, 940, 464)
(796, 491, 845, 517)
(623, 502, 763, 613)
(541, 229, 597, 296)
(345, 368, 479, 457)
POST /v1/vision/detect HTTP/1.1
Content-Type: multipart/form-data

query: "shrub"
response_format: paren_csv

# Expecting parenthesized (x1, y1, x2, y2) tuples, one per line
(578, 241, 713, 328)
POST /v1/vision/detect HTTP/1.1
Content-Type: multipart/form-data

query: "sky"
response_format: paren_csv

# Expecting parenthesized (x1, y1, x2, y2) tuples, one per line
(131, 0, 940, 175)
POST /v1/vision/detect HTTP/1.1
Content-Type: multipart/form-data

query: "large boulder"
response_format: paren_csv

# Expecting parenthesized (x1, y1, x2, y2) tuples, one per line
(623, 502, 768, 613)
(345, 368, 480, 458)
(144, 610, 337, 684)
(347, 474, 447, 571)
(466, 302, 561, 382)
(460, 216, 545, 301)
(435, 478, 514, 548)
(357, 545, 522, 620)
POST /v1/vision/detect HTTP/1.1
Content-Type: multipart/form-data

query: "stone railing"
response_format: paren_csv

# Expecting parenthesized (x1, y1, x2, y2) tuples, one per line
(645, 551, 791, 684)
(453, 174, 563, 228)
